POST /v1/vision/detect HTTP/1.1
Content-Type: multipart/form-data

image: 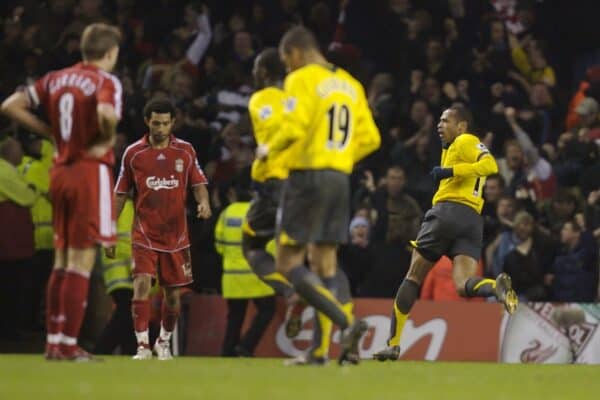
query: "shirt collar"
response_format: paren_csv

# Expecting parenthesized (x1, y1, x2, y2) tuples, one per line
(141, 134, 176, 148)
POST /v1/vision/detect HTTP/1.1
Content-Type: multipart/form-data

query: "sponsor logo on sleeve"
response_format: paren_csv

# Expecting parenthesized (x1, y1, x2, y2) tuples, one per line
(284, 97, 296, 112)
(477, 142, 489, 153)
(259, 105, 273, 120)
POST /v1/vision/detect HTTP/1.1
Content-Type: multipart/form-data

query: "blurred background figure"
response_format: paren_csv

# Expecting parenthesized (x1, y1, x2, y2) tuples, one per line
(95, 133, 136, 356)
(215, 185, 275, 357)
(16, 131, 53, 334)
(0, 135, 36, 341)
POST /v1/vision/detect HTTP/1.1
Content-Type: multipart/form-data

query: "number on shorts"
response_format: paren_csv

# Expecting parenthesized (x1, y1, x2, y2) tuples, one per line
(326, 103, 351, 149)
(59, 93, 74, 142)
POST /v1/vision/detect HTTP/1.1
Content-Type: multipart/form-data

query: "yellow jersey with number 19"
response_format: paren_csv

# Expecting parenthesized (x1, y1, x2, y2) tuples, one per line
(248, 87, 289, 182)
(432, 133, 498, 214)
(268, 63, 380, 174)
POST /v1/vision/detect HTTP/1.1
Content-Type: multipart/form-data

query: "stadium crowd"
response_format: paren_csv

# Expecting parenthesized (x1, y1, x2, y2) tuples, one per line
(0, 0, 599, 350)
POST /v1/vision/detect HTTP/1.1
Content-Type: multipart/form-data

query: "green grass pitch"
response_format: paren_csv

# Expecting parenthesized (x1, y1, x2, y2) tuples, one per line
(1, 355, 597, 400)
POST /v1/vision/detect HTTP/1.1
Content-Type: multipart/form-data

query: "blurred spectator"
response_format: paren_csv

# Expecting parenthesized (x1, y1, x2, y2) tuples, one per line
(552, 98, 600, 188)
(16, 133, 54, 332)
(482, 173, 506, 245)
(538, 190, 579, 237)
(391, 130, 437, 210)
(574, 97, 600, 141)
(216, 189, 275, 357)
(584, 189, 600, 241)
(368, 73, 396, 145)
(338, 215, 373, 296)
(565, 66, 600, 130)
(508, 34, 556, 87)
(95, 135, 136, 356)
(504, 107, 556, 202)
(482, 173, 506, 217)
(357, 165, 422, 297)
(472, 19, 511, 84)
(548, 220, 599, 302)
(0, 136, 36, 339)
(497, 211, 553, 301)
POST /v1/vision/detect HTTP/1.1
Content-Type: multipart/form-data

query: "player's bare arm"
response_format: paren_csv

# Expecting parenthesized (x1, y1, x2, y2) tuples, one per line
(88, 103, 119, 158)
(193, 184, 211, 219)
(105, 191, 129, 259)
(0, 90, 52, 138)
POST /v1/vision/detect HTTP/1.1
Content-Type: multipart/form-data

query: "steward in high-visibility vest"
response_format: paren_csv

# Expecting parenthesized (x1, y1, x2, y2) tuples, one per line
(215, 201, 275, 299)
(102, 199, 134, 293)
(16, 137, 51, 331)
(18, 139, 53, 251)
(215, 201, 276, 357)
(95, 198, 137, 355)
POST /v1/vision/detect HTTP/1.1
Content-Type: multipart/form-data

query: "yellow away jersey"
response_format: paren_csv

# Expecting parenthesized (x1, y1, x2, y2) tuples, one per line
(269, 63, 380, 174)
(432, 133, 498, 214)
(248, 87, 289, 182)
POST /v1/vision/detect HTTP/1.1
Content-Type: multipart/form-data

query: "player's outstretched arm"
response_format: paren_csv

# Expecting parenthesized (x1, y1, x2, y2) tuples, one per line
(193, 184, 211, 219)
(0, 91, 52, 138)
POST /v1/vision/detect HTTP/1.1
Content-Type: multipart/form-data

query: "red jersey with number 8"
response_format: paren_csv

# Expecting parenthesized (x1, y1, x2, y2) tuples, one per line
(27, 62, 122, 166)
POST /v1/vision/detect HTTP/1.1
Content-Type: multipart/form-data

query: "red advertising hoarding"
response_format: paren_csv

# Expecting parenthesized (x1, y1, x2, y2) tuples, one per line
(184, 295, 504, 361)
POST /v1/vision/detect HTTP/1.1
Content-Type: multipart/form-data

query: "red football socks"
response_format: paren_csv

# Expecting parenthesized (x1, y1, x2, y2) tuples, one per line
(60, 270, 90, 343)
(45, 269, 66, 344)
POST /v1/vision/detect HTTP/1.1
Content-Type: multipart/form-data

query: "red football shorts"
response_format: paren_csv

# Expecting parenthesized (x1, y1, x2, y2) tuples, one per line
(50, 160, 116, 249)
(132, 245, 193, 287)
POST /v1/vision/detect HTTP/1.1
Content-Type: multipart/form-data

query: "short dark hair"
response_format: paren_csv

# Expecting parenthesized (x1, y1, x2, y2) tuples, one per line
(80, 23, 121, 61)
(257, 48, 286, 81)
(486, 173, 506, 188)
(279, 26, 319, 54)
(387, 164, 406, 175)
(498, 194, 516, 204)
(143, 98, 176, 119)
(448, 104, 473, 129)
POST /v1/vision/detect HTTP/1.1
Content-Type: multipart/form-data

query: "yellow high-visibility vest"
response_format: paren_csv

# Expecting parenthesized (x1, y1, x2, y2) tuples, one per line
(101, 200, 134, 293)
(18, 140, 54, 250)
(215, 202, 275, 299)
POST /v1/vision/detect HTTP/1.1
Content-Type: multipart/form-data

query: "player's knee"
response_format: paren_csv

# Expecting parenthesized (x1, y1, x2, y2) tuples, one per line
(67, 248, 97, 272)
(276, 249, 304, 276)
(309, 245, 336, 277)
(53, 250, 66, 270)
(133, 275, 152, 299)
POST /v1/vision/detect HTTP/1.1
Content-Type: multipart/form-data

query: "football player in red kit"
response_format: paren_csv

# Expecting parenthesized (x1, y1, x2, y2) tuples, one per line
(111, 98, 211, 360)
(1, 23, 123, 361)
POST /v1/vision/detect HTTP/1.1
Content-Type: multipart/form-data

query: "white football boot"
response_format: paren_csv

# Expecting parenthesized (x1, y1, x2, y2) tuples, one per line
(132, 345, 152, 360)
(154, 340, 173, 361)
